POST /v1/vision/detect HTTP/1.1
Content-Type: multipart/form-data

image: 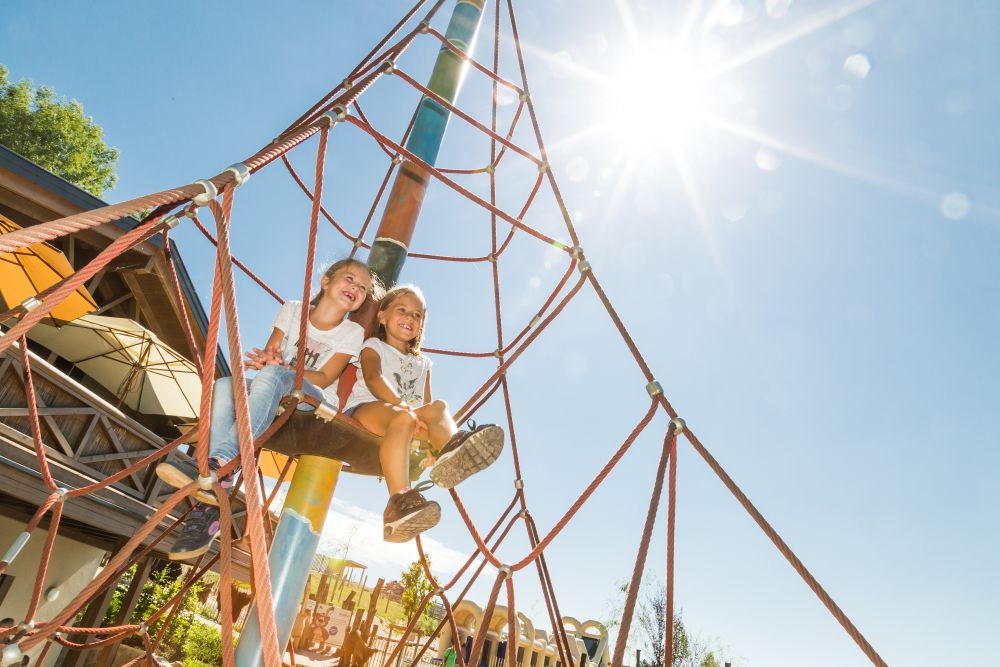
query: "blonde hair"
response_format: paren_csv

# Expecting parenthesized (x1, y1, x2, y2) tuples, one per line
(310, 258, 382, 307)
(375, 284, 427, 355)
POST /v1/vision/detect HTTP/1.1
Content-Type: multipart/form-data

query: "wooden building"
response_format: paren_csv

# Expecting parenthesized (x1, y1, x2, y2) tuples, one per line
(0, 145, 253, 666)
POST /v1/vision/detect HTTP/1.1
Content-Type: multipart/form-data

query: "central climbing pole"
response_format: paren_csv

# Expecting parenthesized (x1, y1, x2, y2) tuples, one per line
(235, 2, 487, 664)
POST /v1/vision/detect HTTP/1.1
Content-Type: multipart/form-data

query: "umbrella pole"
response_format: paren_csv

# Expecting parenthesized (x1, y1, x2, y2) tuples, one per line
(235, 2, 487, 663)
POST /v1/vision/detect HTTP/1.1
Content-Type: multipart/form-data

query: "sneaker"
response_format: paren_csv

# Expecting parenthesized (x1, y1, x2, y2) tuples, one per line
(429, 422, 504, 489)
(167, 503, 221, 560)
(383, 484, 441, 543)
(155, 458, 234, 506)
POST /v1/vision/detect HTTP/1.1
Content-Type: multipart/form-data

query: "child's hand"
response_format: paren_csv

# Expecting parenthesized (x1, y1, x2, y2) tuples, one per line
(244, 348, 269, 370)
(414, 417, 428, 438)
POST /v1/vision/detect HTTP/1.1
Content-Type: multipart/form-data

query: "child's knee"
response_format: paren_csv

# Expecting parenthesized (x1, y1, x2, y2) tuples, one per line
(388, 408, 418, 433)
(426, 399, 448, 415)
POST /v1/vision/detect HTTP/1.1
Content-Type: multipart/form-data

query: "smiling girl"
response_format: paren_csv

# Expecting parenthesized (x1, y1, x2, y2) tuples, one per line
(155, 258, 377, 559)
(344, 284, 504, 542)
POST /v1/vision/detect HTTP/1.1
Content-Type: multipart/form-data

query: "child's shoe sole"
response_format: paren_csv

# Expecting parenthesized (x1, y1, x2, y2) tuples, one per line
(430, 426, 504, 489)
(384, 502, 441, 543)
(155, 462, 220, 506)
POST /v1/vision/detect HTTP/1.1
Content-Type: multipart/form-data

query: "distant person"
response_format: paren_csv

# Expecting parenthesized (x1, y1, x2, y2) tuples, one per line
(343, 284, 504, 542)
(156, 258, 378, 559)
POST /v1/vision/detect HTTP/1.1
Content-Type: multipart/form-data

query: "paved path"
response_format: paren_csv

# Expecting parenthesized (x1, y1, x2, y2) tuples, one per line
(286, 648, 338, 667)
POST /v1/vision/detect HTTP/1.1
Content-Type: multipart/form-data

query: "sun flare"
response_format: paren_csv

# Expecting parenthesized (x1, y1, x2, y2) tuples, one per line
(610, 50, 714, 148)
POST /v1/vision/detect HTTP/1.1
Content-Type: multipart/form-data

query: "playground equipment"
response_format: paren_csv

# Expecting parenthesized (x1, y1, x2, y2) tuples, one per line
(0, 1, 890, 666)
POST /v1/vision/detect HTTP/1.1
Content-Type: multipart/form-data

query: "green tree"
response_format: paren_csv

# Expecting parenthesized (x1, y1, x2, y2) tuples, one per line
(0, 64, 118, 196)
(400, 556, 434, 637)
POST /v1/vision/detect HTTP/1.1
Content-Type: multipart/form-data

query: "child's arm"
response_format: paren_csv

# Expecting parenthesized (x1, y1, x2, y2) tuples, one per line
(305, 352, 353, 390)
(422, 371, 432, 405)
(358, 348, 406, 405)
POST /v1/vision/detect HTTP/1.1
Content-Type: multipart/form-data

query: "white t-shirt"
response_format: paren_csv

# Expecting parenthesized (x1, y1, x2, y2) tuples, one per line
(271, 300, 364, 407)
(344, 338, 432, 411)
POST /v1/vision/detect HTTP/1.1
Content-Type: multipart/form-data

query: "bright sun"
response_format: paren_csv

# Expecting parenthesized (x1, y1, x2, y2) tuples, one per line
(611, 49, 714, 148)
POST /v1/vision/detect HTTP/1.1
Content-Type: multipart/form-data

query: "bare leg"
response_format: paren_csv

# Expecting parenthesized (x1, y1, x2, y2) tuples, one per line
(413, 399, 457, 450)
(353, 402, 417, 495)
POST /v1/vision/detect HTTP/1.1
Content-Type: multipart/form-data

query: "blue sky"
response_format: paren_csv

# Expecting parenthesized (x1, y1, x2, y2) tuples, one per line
(4, 1, 999, 665)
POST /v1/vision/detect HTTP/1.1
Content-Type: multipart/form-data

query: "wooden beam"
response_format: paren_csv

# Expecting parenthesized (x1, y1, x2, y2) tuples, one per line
(93, 555, 155, 667)
(60, 546, 121, 667)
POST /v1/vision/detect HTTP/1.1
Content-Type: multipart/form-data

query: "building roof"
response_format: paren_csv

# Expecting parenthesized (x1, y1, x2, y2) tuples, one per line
(0, 144, 229, 375)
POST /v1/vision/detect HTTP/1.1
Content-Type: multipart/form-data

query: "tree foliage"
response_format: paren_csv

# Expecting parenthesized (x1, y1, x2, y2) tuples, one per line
(606, 574, 730, 667)
(400, 556, 435, 635)
(0, 64, 118, 196)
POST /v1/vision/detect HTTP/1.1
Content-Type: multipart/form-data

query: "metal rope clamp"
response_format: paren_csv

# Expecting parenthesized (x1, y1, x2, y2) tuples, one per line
(645, 380, 663, 398)
(669, 417, 686, 434)
(321, 104, 349, 128)
(161, 213, 181, 230)
(498, 564, 513, 579)
(513, 478, 524, 490)
(198, 470, 218, 491)
(191, 179, 218, 206)
(54, 487, 69, 503)
(224, 162, 251, 188)
(20, 296, 41, 312)
(382, 59, 397, 74)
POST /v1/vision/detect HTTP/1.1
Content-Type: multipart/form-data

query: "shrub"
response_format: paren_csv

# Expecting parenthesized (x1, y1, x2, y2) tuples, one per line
(184, 621, 224, 665)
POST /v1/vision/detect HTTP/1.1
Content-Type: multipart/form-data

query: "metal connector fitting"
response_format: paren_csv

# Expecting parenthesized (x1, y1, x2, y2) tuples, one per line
(192, 179, 218, 206)
(487, 254, 496, 264)
(315, 402, 337, 423)
(570, 245, 584, 259)
(162, 214, 181, 230)
(20, 296, 41, 311)
(55, 487, 69, 502)
(645, 380, 663, 398)
(498, 564, 513, 579)
(484, 164, 494, 174)
(432, 586, 444, 596)
(419, 20, 430, 33)
(321, 104, 349, 127)
(182, 203, 198, 218)
(197, 471, 218, 491)
(514, 478, 524, 490)
(577, 260, 592, 274)
(392, 154, 403, 165)
(353, 238, 364, 248)
(2, 644, 24, 664)
(138, 622, 148, 635)
(669, 417, 686, 434)
(519, 90, 530, 102)
(382, 59, 397, 74)
(18, 621, 34, 632)
(224, 162, 251, 187)
(537, 160, 549, 174)
(289, 389, 305, 402)
(342, 78, 352, 90)
(518, 508, 529, 518)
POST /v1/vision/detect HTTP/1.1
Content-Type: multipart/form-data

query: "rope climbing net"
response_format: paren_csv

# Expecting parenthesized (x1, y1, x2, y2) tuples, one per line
(0, 1, 888, 666)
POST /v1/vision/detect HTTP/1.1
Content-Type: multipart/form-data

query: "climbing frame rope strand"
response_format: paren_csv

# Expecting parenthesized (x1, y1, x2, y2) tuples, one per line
(0, 1, 890, 665)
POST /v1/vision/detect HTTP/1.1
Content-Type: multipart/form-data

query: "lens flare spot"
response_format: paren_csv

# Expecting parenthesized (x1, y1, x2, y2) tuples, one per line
(939, 192, 971, 220)
(843, 53, 871, 79)
(754, 147, 781, 171)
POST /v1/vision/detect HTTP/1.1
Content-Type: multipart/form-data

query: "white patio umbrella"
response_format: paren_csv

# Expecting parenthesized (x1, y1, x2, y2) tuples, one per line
(28, 314, 201, 418)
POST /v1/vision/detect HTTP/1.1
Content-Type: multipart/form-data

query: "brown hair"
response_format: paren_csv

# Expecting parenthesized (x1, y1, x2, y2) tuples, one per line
(374, 284, 427, 355)
(309, 258, 382, 307)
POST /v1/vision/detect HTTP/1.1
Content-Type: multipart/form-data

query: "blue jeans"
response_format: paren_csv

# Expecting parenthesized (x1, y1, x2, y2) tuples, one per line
(209, 365, 322, 464)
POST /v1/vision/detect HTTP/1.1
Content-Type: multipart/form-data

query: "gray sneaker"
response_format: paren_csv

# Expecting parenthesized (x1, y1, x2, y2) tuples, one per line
(167, 503, 221, 561)
(429, 422, 504, 489)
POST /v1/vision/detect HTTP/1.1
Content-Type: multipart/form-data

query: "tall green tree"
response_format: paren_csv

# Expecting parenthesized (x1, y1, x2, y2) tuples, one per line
(400, 556, 435, 637)
(0, 64, 118, 196)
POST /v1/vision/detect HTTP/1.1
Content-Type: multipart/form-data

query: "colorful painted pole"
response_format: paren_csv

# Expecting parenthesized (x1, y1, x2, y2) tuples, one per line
(235, 2, 486, 664)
